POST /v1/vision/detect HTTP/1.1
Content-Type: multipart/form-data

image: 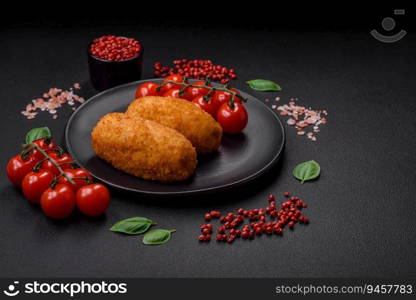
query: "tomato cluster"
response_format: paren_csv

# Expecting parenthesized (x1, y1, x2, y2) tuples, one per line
(6, 138, 110, 219)
(135, 74, 248, 134)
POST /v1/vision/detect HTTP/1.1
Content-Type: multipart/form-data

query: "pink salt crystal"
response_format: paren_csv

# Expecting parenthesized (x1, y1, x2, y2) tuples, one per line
(275, 97, 328, 141)
(297, 121, 308, 128)
(21, 83, 83, 120)
(306, 117, 317, 124)
(287, 118, 296, 125)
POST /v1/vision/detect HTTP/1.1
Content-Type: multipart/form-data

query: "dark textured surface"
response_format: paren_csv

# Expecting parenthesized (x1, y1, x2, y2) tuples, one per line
(0, 22, 415, 278)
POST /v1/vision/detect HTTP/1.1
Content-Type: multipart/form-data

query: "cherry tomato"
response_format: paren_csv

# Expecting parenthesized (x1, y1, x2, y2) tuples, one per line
(40, 184, 75, 219)
(192, 96, 217, 118)
(40, 152, 73, 175)
(212, 90, 232, 111)
(76, 184, 110, 216)
(30, 139, 58, 161)
(217, 102, 248, 134)
(58, 168, 93, 192)
(22, 170, 55, 204)
(135, 81, 159, 98)
(183, 81, 209, 101)
(162, 88, 182, 99)
(212, 89, 242, 111)
(160, 74, 185, 94)
(6, 155, 37, 186)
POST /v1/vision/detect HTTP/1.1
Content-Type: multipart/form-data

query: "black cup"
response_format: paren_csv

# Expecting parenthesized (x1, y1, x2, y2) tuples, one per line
(87, 42, 143, 91)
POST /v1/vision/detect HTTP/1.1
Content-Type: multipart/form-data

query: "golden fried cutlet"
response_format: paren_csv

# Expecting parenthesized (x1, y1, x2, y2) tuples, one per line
(91, 113, 197, 182)
(125, 96, 223, 154)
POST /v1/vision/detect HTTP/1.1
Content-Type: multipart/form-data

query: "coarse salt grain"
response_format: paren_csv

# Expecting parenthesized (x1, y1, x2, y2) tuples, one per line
(276, 98, 328, 141)
(21, 83, 84, 120)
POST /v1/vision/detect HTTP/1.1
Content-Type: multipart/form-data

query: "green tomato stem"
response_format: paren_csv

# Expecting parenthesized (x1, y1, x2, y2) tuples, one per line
(159, 80, 246, 108)
(29, 143, 76, 186)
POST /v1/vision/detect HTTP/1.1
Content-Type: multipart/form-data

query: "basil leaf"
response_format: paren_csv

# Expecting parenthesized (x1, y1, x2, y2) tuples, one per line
(246, 79, 282, 91)
(143, 229, 176, 245)
(293, 160, 321, 184)
(25, 127, 51, 144)
(110, 217, 156, 235)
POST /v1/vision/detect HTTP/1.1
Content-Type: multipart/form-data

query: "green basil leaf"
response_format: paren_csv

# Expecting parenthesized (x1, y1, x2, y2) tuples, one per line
(293, 160, 321, 184)
(110, 217, 156, 235)
(25, 127, 52, 144)
(246, 79, 282, 91)
(143, 229, 176, 245)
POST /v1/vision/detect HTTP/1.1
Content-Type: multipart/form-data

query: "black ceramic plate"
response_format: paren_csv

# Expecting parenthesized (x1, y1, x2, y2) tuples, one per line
(65, 79, 285, 196)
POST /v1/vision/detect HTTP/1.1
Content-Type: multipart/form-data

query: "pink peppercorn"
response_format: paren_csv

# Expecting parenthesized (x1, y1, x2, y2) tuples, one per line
(90, 35, 141, 61)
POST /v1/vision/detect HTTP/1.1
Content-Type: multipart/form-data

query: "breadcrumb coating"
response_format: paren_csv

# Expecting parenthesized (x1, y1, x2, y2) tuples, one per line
(91, 113, 197, 182)
(126, 96, 222, 154)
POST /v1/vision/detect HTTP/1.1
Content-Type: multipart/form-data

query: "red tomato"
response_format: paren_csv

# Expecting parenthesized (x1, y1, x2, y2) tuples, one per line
(76, 184, 110, 216)
(58, 168, 93, 192)
(212, 90, 232, 111)
(22, 170, 55, 204)
(30, 139, 58, 161)
(40, 184, 75, 219)
(160, 74, 185, 94)
(6, 155, 37, 186)
(162, 88, 182, 99)
(212, 89, 242, 111)
(217, 102, 248, 134)
(192, 96, 217, 118)
(183, 81, 209, 101)
(135, 82, 159, 98)
(40, 152, 73, 175)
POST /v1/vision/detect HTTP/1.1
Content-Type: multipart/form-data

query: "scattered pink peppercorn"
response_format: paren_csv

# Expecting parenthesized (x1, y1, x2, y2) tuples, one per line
(197, 193, 310, 243)
(154, 59, 237, 83)
(204, 213, 212, 221)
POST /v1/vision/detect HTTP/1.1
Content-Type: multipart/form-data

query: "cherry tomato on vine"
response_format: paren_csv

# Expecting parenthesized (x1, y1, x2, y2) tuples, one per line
(162, 88, 182, 99)
(40, 152, 73, 175)
(211, 90, 232, 111)
(76, 184, 110, 216)
(30, 139, 58, 161)
(22, 170, 55, 204)
(160, 74, 185, 94)
(217, 102, 248, 134)
(6, 155, 38, 186)
(40, 184, 76, 219)
(212, 89, 242, 111)
(58, 168, 93, 192)
(183, 81, 209, 101)
(192, 96, 217, 118)
(135, 82, 159, 98)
